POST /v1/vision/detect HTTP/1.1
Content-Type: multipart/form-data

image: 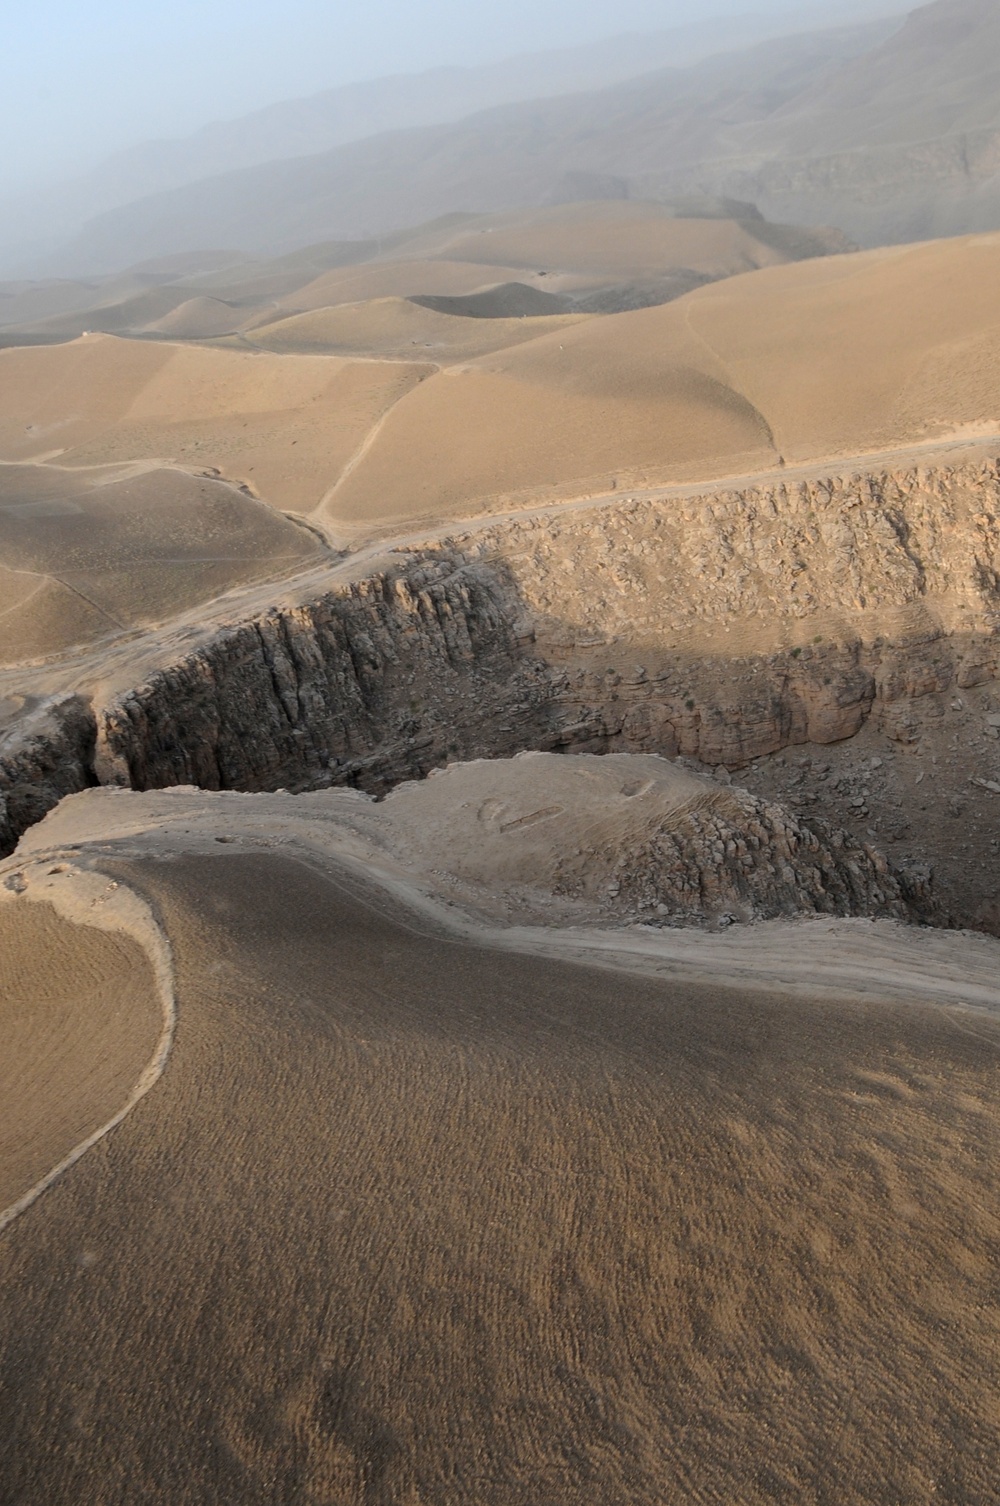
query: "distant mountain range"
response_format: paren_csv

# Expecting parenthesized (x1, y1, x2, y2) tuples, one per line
(13, 0, 1000, 276)
(0, 0, 899, 276)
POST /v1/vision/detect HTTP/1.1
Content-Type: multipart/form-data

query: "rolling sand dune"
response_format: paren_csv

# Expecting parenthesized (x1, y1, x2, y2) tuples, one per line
(142, 295, 243, 339)
(328, 230, 1000, 528)
(0, 460, 321, 661)
(0, 271, 231, 336)
(274, 256, 557, 314)
(2, 231, 999, 545)
(1, 836, 999, 1503)
(0, 336, 432, 516)
(0, 203, 846, 350)
(248, 296, 589, 361)
(0, 278, 111, 330)
(20, 285, 201, 341)
(275, 204, 835, 318)
(675, 230, 1000, 461)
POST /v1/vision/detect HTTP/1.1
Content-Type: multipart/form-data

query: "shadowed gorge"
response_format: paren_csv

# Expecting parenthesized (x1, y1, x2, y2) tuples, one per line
(3, 454, 999, 927)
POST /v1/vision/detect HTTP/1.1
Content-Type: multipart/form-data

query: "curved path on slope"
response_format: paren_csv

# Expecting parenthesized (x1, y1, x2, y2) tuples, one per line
(0, 864, 176, 1235)
(2, 842, 1000, 1503)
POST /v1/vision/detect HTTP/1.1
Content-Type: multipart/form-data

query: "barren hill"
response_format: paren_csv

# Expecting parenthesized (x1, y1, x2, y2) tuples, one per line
(3, 230, 998, 557)
(320, 231, 1000, 531)
(0, 201, 845, 348)
(3, 181, 1000, 1500)
(2, 770, 1000, 1501)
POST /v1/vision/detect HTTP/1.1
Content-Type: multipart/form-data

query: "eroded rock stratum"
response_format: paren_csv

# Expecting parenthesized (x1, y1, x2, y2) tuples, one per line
(3, 456, 999, 926)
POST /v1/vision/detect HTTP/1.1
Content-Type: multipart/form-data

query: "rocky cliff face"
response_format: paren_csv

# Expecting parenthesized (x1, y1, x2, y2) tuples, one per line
(454, 457, 1000, 767)
(586, 786, 930, 927)
(65, 459, 1000, 801)
(0, 697, 97, 857)
(94, 558, 554, 796)
(2, 459, 997, 930)
(644, 128, 1000, 247)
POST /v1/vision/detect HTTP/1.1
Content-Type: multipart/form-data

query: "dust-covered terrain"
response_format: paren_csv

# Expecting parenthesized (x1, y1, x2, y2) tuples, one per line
(1, 831, 1000, 1504)
(3, 85, 1000, 1502)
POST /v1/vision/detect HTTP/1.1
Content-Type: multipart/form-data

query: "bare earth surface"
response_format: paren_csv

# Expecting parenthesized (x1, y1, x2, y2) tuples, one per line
(2, 200, 1000, 1504)
(0, 459, 322, 663)
(0, 897, 161, 1216)
(2, 845, 1000, 1504)
(2, 229, 998, 563)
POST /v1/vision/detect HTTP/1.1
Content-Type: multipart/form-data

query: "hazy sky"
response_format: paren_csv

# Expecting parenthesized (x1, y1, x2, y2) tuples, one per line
(2, 0, 848, 190)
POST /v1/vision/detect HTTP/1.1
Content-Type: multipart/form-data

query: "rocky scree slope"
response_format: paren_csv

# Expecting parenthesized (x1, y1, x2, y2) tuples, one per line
(547, 781, 926, 926)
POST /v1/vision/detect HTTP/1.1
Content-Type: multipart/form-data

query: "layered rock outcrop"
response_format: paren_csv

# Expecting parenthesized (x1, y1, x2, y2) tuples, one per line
(594, 787, 929, 925)
(1, 458, 998, 930)
(94, 559, 553, 796)
(451, 457, 1000, 765)
(0, 697, 97, 857)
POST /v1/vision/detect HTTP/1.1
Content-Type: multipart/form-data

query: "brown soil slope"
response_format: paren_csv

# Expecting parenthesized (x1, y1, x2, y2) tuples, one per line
(415, 200, 813, 279)
(2, 203, 844, 345)
(248, 296, 589, 361)
(0, 899, 161, 1216)
(329, 231, 1000, 528)
(1, 849, 999, 1504)
(273, 256, 555, 314)
(0, 337, 431, 516)
(0, 461, 322, 664)
(143, 296, 243, 339)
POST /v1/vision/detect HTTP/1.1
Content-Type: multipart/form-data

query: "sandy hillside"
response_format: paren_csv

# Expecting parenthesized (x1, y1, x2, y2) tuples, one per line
(142, 296, 243, 339)
(1, 202, 843, 347)
(3, 231, 999, 553)
(408, 200, 813, 279)
(0, 336, 432, 516)
(327, 230, 1000, 528)
(1, 837, 999, 1504)
(271, 256, 560, 314)
(266, 202, 843, 316)
(0, 562, 114, 666)
(0, 460, 322, 663)
(0, 892, 163, 1216)
(248, 296, 590, 360)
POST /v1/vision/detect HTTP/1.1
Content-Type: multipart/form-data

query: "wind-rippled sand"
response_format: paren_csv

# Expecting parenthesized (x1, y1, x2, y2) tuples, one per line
(0, 897, 163, 1216)
(3, 847, 1000, 1504)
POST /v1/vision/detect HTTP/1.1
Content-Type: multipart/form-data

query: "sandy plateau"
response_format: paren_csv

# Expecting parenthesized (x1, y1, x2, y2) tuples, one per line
(2, 205, 1000, 1503)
